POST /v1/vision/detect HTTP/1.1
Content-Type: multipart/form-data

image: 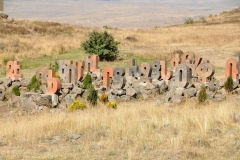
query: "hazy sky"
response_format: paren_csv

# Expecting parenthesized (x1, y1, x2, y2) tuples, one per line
(4, 0, 240, 28)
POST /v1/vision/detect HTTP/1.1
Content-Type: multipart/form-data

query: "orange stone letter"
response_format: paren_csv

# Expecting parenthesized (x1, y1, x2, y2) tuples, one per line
(6, 61, 23, 79)
(160, 61, 173, 80)
(103, 67, 114, 88)
(225, 58, 239, 81)
(47, 70, 61, 94)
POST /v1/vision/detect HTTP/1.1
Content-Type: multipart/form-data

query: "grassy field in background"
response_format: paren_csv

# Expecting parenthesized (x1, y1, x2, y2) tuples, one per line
(0, 7, 239, 160)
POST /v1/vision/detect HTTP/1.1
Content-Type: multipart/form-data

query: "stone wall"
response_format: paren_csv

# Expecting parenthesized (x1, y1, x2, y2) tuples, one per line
(1, 51, 239, 112)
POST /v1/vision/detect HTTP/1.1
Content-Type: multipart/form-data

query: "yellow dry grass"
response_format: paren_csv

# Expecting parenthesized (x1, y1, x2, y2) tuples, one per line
(0, 100, 240, 159)
(0, 8, 239, 72)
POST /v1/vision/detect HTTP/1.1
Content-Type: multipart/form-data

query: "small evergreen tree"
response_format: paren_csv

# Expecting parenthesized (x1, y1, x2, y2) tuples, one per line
(198, 85, 207, 104)
(224, 76, 234, 93)
(87, 85, 98, 106)
(27, 75, 41, 92)
(81, 30, 120, 61)
(83, 73, 92, 89)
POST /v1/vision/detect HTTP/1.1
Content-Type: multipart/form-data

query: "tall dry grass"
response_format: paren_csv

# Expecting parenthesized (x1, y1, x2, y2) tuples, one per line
(0, 9, 239, 69)
(0, 100, 239, 159)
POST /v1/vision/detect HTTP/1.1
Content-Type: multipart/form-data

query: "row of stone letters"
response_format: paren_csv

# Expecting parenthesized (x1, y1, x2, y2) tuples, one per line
(5, 52, 240, 94)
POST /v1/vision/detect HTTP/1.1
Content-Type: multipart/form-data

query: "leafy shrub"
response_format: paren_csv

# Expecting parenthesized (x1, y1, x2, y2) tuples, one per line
(198, 85, 207, 104)
(81, 30, 120, 61)
(224, 76, 234, 93)
(87, 85, 98, 106)
(99, 93, 109, 104)
(83, 73, 92, 89)
(49, 60, 59, 72)
(184, 18, 194, 24)
(27, 75, 41, 92)
(106, 101, 117, 109)
(68, 100, 86, 112)
(12, 86, 20, 96)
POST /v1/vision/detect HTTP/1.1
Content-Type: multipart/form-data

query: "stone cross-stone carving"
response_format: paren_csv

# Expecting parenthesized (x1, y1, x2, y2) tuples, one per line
(6, 61, 23, 79)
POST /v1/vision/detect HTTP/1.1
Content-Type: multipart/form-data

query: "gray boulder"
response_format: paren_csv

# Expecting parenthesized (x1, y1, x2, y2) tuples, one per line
(184, 88, 197, 98)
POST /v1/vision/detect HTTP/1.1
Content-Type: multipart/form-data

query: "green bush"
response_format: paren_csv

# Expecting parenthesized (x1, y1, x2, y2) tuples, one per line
(106, 101, 117, 109)
(198, 85, 207, 104)
(224, 76, 234, 93)
(12, 86, 20, 96)
(99, 93, 109, 104)
(27, 75, 41, 92)
(49, 60, 59, 72)
(81, 30, 120, 61)
(83, 73, 92, 89)
(184, 18, 194, 24)
(68, 100, 86, 112)
(87, 85, 98, 106)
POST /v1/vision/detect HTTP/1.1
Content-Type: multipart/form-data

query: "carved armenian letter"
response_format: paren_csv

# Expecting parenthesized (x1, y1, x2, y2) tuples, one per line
(103, 67, 114, 88)
(151, 61, 161, 80)
(112, 68, 126, 89)
(160, 61, 173, 80)
(140, 62, 152, 83)
(175, 64, 191, 88)
(6, 61, 23, 79)
(225, 58, 239, 82)
(47, 70, 61, 94)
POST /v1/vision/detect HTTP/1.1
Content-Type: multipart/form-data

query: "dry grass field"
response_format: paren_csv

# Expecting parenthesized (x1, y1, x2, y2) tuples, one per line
(0, 7, 240, 160)
(0, 99, 240, 159)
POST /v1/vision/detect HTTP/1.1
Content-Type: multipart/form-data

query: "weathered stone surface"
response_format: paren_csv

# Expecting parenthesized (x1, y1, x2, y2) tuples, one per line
(108, 94, 117, 101)
(175, 64, 191, 88)
(0, 86, 5, 101)
(62, 83, 74, 89)
(3, 78, 12, 88)
(212, 94, 226, 102)
(172, 95, 184, 104)
(184, 88, 197, 98)
(126, 88, 136, 97)
(206, 90, 216, 99)
(10, 96, 20, 107)
(70, 86, 84, 95)
(117, 89, 126, 96)
(20, 78, 31, 87)
(21, 92, 39, 111)
(120, 95, 131, 102)
(175, 87, 184, 96)
(32, 94, 52, 108)
(12, 81, 21, 87)
(63, 94, 77, 106)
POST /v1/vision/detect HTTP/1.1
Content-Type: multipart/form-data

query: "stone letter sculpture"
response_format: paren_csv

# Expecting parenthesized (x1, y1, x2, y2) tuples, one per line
(170, 54, 181, 70)
(175, 64, 191, 88)
(112, 68, 126, 89)
(103, 67, 114, 88)
(86, 55, 101, 72)
(129, 59, 140, 77)
(160, 61, 173, 80)
(196, 60, 215, 82)
(65, 60, 78, 84)
(36, 68, 48, 84)
(6, 61, 23, 79)
(47, 70, 61, 94)
(225, 58, 239, 82)
(182, 51, 195, 64)
(151, 61, 161, 80)
(140, 62, 152, 83)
